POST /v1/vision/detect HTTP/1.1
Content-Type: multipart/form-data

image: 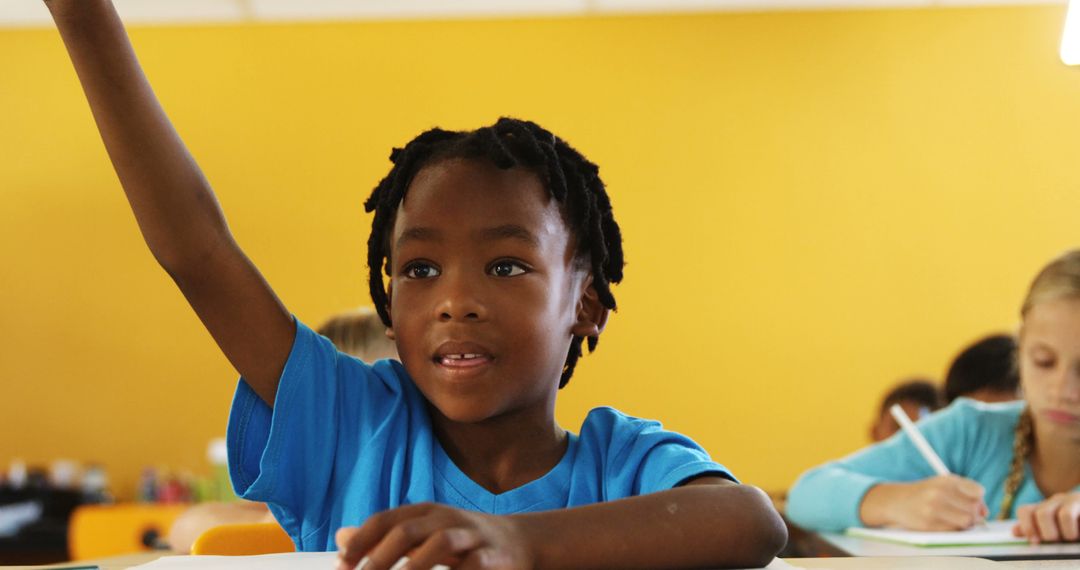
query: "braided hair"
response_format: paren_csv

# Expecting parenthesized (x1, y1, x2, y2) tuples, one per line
(997, 250, 1080, 518)
(363, 117, 624, 388)
(999, 407, 1034, 519)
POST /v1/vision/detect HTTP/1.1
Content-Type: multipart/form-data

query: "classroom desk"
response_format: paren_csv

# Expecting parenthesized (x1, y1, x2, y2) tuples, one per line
(791, 558, 1079, 568)
(4, 550, 164, 569)
(782, 517, 1080, 562)
(815, 531, 1080, 561)
(4, 553, 1079, 569)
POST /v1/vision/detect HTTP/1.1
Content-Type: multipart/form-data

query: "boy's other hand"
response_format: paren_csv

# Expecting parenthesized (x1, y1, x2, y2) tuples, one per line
(861, 475, 988, 531)
(1012, 492, 1080, 543)
(335, 503, 531, 570)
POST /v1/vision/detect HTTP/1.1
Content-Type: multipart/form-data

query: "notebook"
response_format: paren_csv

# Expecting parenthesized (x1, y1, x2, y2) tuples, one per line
(845, 519, 1029, 547)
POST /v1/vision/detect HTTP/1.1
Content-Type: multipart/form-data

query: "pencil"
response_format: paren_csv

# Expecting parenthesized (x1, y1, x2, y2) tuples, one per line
(889, 403, 949, 475)
(889, 403, 988, 528)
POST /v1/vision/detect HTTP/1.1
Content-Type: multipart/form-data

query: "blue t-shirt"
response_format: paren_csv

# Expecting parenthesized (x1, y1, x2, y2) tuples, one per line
(786, 398, 1080, 533)
(228, 320, 733, 551)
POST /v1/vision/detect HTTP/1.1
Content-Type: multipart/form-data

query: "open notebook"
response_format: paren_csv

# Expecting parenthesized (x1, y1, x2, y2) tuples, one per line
(845, 520, 1029, 547)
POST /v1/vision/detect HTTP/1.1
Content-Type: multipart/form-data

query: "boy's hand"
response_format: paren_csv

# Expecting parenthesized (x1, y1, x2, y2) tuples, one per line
(1012, 492, 1080, 543)
(335, 503, 532, 570)
(860, 475, 988, 531)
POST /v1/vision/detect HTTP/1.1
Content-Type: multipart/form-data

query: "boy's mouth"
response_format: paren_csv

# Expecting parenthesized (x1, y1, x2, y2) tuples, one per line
(436, 353, 492, 368)
(433, 341, 494, 368)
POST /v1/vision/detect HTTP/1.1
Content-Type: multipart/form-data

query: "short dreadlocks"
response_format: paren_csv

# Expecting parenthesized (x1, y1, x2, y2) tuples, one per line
(364, 117, 624, 388)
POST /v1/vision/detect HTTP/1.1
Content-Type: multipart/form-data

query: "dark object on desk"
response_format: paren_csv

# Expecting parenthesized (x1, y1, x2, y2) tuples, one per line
(0, 486, 83, 564)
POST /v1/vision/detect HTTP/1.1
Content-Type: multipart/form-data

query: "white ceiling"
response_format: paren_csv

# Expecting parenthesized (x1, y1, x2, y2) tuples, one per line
(0, 0, 1063, 27)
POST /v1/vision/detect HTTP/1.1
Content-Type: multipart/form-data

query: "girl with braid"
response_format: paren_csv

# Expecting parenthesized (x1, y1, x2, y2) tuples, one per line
(43, 1, 786, 568)
(787, 251, 1080, 543)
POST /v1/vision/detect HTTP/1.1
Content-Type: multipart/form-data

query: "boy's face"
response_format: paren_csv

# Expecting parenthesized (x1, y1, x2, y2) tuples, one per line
(385, 158, 602, 425)
(870, 399, 928, 442)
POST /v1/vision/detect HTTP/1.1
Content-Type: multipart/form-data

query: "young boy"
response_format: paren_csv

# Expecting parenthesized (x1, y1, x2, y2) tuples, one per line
(44, 1, 787, 567)
(869, 379, 943, 442)
(944, 334, 1021, 404)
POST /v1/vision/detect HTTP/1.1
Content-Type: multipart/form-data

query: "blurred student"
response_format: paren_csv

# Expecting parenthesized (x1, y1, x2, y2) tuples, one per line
(869, 379, 943, 442)
(787, 251, 1080, 543)
(945, 334, 1021, 404)
(168, 308, 397, 554)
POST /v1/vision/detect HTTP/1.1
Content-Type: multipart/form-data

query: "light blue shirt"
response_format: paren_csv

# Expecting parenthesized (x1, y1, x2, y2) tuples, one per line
(228, 319, 733, 551)
(786, 398, 1064, 532)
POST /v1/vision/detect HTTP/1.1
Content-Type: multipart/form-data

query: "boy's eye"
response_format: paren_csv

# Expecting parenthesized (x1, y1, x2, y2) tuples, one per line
(404, 263, 440, 279)
(489, 260, 527, 277)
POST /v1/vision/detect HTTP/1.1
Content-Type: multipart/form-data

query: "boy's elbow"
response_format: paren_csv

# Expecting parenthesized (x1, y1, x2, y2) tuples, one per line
(710, 485, 787, 568)
(741, 486, 788, 566)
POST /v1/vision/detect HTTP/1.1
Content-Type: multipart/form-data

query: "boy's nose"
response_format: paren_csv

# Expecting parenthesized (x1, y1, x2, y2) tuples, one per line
(435, 276, 487, 322)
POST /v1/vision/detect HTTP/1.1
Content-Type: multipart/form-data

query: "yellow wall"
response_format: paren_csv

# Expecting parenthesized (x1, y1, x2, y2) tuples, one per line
(3, 5, 1080, 499)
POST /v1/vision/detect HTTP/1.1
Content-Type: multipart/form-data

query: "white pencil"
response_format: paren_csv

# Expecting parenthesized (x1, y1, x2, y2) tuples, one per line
(889, 403, 989, 528)
(889, 403, 950, 475)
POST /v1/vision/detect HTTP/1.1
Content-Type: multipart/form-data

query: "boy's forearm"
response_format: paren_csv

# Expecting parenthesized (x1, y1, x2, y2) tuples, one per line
(46, 0, 231, 272)
(512, 482, 786, 569)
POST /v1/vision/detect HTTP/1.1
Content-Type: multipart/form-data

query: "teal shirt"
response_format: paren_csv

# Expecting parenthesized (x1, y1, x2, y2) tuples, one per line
(786, 399, 1061, 532)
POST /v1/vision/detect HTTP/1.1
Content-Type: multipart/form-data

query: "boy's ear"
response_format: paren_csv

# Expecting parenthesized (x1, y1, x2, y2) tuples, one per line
(571, 274, 609, 339)
(385, 282, 396, 340)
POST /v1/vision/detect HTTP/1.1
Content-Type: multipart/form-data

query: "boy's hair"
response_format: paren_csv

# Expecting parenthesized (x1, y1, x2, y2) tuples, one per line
(364, 117, 624, 388)
(943, 334, 1019, 404)
(879, 379, 943, 415)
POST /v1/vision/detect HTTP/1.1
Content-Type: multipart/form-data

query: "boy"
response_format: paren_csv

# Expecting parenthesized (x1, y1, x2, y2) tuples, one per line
(44, 1, 787, 567)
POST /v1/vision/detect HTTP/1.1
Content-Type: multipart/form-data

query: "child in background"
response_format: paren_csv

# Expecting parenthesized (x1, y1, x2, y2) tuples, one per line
(316, 308, 400, 364)
(945, 334, 1021, 404)
(44, 1, 786, 568)
(168, 308, 398, 554)
(786, 251, 1080, 542)
(868, 379, 943, 442)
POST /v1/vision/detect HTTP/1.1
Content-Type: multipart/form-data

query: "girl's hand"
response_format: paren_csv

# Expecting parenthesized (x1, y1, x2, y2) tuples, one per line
(860, 475, 988, 531)
(1012, 492, 1080, 543)
(335, 503, 532, 570)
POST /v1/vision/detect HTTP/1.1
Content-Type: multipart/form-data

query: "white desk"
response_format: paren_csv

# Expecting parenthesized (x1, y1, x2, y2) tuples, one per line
(817, 532, 1080, 561)
(3, 554, 1078, 569)
(787, 558, 1078, 569)
(4, 551, 165, 569)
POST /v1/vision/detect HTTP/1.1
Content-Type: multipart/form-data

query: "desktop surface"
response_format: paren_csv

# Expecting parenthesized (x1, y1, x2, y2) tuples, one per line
(818, 531, 1080, 561)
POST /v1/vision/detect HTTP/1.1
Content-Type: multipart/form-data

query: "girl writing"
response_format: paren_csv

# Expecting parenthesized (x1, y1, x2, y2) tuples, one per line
(788, 251, 1080, 543)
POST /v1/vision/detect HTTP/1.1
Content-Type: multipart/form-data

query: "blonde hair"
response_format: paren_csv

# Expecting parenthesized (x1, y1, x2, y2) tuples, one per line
(999, 249, 1080, 518)
(316, 307, 398, 362)
(999, 408, 1033, 519)
(1021, 250, 1080, 318)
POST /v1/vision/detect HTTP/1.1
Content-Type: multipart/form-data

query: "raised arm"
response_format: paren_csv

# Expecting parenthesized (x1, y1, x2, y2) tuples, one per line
(45, 0, 292, 405)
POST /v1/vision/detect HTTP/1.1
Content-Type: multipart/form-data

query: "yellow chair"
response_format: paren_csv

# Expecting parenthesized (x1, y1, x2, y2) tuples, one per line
(191, 522, 295, 555)
(69, 503, 188, 560)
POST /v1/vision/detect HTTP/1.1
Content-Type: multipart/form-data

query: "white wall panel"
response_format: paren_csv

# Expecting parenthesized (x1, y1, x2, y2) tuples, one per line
(0, 0, 1065, 28)
(0, 0, 51, 26)
(112, 0, 247, 24)
(249, 0, 586, 21)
